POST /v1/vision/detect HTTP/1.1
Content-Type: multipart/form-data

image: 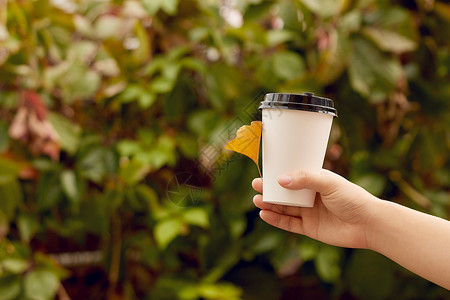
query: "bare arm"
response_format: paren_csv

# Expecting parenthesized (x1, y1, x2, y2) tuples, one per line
(252, 170, 450, 290)
(367, 200, 450, 289)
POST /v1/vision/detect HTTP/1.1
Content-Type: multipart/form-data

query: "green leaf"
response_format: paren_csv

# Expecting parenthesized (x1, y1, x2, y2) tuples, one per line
(266, 30, 296, 46)
(203, 243, 241, 283)
(362, 27, 416, 54)
(348, 37, 403, 100)
(247, 231, 283, 254)
(346, 250, 395, 300)
(103, 189, 124, 211)
(143, 0, 179, 16)
(18, 213, 39, 243)
(48, 112, 81, 155)
(339, 10, 361, 32)
(36, 190, 61, 212)
(0, 181, 23, 220)
(73, 15, 95, 38)
(36, 173, 63, 211)
(60, 170, 79, 205)
(175, 134, 198, 159)
(299, 0, 340, 17)
(149, 77, 176, 93)
(198, 283, 242, 299)
(94, 58, 120, 77)
(272, 51, 305, 80)
(314, 245, 341, 283)
(179, 57, 206, 73)
(354, 173, 386, 197)
(135, 184, 162, 217)
(142, 57, 165, 76)
(167, 46, 191, 61)
(1, 257, 28, 273)
(24, 268, 60, 300)
(0, 275, 21, 300)
(364, 7, 416, 40)
(167, 181, 202, 208)
(124, 187, 144, 211)
(95, 15, 123, 39)
(137, 129, 156, 145)
(59, 64, 101, 103)
(243, 1, 272, 22)
(226, 213, 246, 240)
(187, 110, 219, 137)
(120, 84, 156, 107)
(117, 140, 141, 156)
(77, 147, 107, 183)
(182, 207, 209, 228)
(154, 218, 184, 249)
(0, 157, 22, 184)
(138, 93, 156, 108)
(132, 21, 151, 63)
(188, 27, 209, 42)
(298, 237, 319, 261)
(135, 135, 176, 169)
(162, 63, 181, 82)
(119, 159, 151, 185)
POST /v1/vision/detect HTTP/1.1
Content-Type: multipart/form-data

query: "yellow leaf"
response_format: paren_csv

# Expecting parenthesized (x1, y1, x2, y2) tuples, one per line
(225, 121, 262, 177)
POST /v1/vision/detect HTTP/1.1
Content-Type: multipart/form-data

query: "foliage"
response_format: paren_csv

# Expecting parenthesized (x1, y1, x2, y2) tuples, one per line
(0, 0, 449, 299)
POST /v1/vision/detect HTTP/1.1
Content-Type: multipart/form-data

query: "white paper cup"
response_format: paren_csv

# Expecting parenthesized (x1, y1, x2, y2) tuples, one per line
(259, 92, 337, 207)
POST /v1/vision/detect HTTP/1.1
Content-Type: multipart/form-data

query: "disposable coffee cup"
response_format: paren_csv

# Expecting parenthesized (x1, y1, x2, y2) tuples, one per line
(259, 92, 337, 207)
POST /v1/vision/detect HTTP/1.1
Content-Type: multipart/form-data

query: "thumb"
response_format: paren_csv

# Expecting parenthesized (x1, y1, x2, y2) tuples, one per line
(278, 169, 344, 196)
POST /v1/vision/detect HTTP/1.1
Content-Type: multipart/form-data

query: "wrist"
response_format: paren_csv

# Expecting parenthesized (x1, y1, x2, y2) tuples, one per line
(363, 198, 394, 251)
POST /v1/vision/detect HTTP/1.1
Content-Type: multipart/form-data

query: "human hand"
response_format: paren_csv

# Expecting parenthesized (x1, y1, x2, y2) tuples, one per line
(252, 169, 378, 249)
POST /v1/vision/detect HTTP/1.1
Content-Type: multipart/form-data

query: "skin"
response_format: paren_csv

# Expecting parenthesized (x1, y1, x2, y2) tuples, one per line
(252, 169, 450, 290)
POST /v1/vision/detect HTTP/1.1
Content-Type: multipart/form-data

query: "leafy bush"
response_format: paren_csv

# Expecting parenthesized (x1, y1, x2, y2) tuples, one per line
(0, 0, 449, 299)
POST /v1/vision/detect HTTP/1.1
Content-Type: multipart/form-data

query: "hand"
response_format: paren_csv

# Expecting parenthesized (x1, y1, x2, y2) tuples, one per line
(253, 169, 450, 289)
(252, 169, 378, 249)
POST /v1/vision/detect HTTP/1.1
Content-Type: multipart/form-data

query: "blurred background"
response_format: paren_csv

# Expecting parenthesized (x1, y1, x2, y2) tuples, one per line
(0, 0, 449, 299)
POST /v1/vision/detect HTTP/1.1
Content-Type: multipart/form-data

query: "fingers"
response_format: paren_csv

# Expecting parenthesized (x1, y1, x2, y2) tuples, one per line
(253, 194, 303, 217)
(278, 169, 344, 197)
(253, 194, 273, 210)
(252, 178, 263, 193)
(259, 210, 304, 235)
(254, 170, 345, 196)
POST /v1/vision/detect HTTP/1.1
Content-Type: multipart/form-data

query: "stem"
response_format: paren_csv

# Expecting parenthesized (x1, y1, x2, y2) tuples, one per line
(107, 213, 122, 299)
(57, 284, 71, 300)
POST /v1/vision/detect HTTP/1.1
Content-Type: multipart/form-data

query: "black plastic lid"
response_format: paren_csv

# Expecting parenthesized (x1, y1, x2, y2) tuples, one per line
(259, 92, 337, 117)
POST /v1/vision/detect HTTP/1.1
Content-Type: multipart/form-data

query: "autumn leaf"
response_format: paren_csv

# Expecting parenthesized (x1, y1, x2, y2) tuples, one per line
(225, 121, 262, 177)
(9, 91, 60, 160)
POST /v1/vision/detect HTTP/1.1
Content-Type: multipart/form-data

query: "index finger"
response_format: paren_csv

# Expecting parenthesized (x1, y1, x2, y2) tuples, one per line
(252, 178, 263, 193)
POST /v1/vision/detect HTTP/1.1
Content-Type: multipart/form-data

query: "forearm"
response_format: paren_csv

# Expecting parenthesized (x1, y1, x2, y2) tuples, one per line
(367, 200, 450, 289)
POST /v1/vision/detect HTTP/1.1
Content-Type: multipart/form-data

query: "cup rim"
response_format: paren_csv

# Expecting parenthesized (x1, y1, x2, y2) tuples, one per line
(259, 92, 338, 117)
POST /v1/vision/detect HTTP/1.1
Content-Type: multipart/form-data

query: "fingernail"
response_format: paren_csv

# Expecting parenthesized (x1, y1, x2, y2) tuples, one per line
(278, 175, 292, 185)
